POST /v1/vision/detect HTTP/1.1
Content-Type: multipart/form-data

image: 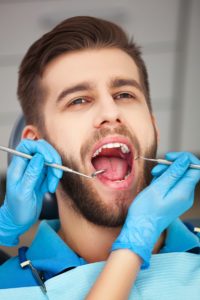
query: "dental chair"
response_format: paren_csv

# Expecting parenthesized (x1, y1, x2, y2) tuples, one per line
(0, 114, 58, 264)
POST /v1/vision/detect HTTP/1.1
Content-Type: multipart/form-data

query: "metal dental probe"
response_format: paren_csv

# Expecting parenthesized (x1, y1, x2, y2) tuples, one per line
(0, 145, 105, 179)
(137, 156, 200, 170)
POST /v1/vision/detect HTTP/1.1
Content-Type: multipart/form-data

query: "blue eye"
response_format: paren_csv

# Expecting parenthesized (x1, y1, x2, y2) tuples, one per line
(71, 98, 87, 105)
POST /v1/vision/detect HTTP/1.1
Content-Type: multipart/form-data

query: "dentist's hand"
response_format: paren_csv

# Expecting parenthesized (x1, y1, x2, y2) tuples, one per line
(112, 152, 200, 268)
(0, 139, 63, 246)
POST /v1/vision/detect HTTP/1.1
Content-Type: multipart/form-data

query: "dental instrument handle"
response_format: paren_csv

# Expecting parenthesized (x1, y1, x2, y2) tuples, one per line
(140, 157, 200, 170)
(0, 145, 103, 179)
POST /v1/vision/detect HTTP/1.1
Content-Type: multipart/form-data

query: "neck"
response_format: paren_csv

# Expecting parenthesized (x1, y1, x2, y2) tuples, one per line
(57, 192, 165, 263)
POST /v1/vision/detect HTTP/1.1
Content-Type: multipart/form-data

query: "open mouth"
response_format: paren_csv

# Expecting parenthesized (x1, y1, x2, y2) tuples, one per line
(91, 138, 134, 188)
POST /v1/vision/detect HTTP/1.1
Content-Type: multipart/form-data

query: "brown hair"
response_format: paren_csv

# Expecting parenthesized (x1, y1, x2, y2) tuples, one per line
(17, 16, 151, 126)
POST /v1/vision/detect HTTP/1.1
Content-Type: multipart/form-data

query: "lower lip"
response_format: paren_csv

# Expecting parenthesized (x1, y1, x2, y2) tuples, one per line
(95, 163, 135, 190)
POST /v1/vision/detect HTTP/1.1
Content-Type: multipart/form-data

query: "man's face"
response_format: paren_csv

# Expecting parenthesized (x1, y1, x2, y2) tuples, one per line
(40, 48, 158, 226)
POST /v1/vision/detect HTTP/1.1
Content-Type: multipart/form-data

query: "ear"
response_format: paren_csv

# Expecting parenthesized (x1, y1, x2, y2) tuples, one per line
(151, 114, 160, 144)
(21, 125, 42, 140)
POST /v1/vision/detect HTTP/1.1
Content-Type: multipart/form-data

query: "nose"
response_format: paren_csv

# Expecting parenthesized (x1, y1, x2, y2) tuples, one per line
(93, 95, 123, 129)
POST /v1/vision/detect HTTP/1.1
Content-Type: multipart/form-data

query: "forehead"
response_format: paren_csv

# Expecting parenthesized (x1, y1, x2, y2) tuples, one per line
(41, 48, 141, 91)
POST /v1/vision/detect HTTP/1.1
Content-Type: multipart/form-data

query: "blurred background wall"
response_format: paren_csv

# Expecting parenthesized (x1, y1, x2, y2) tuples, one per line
(0, 0, 199, 252)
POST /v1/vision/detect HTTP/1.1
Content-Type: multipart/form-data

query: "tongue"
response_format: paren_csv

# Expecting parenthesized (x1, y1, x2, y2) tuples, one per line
(92, 157, 128, 181)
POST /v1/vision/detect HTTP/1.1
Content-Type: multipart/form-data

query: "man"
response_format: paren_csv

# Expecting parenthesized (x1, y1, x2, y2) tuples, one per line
(0, 16, 200, 299)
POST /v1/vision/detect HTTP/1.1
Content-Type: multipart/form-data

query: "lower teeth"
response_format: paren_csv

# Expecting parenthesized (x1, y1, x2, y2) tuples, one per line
(114, 171, 131, 183)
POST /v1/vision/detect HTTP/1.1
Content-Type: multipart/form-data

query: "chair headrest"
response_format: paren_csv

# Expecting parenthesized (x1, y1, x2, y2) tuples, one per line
(8, 115, 25, 165)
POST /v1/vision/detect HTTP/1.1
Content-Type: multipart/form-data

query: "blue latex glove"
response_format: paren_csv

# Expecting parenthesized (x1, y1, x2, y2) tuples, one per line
(0, 139, 63, 246)
(112, 152, 200, 268)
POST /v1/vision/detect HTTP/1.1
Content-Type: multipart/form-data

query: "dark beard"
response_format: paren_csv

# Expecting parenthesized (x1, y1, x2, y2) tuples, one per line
(45, 125, 157, 227)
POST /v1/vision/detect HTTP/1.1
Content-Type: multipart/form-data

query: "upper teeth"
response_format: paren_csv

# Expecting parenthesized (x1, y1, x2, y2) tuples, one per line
(92, 143, 130, 158)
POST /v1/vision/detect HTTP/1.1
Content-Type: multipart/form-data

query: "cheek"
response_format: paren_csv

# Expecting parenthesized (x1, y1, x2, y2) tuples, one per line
(139, 121, 156, 148)
(125, 109, 156, 145)
(45, 115, 89, 159)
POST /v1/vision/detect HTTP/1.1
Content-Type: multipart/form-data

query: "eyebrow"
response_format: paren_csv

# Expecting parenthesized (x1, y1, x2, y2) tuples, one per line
(56, 82, 93, 103)
(56, 77, 143, 104)
(110, 78, 143, 92)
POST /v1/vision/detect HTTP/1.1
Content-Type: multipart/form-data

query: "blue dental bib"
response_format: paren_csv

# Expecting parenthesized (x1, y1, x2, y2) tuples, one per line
(0, 252, 200, 300)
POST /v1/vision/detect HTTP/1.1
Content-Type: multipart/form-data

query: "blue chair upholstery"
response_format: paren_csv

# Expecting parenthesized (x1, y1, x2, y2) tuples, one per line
(8, 114, 58, 220)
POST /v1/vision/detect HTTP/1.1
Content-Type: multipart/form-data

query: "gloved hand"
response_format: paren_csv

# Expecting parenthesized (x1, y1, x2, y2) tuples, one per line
(0, 139, 63, 246)
(112, 152, 200, 268)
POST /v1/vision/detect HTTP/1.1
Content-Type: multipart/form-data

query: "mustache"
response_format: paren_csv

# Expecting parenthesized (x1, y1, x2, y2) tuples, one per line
(80, 125, 141, 162)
